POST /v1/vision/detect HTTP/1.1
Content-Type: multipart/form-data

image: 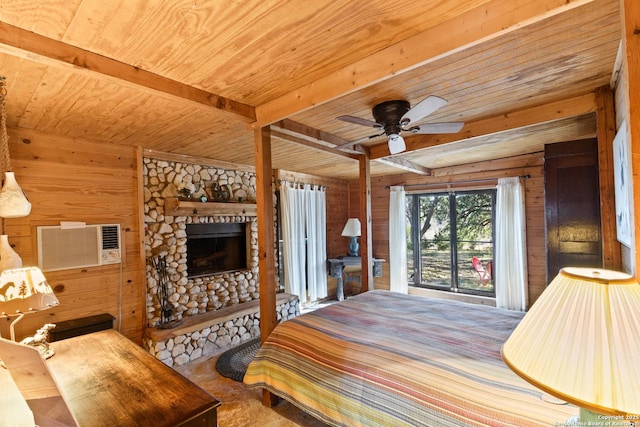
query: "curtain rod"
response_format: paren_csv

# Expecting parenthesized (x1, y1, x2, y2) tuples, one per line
(386, 174, 530, 189)
(278, 179, 328, 190)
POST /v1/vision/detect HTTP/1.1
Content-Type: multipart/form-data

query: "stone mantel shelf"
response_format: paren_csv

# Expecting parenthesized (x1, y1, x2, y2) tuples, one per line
(165, 197, 257, 217)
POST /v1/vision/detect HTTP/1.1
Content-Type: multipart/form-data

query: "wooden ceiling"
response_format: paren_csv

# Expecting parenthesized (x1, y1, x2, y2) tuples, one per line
(0, 0, 621, 180)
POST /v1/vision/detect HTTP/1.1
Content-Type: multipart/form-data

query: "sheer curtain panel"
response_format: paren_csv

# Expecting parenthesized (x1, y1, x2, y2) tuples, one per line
(389, 186, 408, 293)
(281, 183, 306, 299)
(280, 183, 327, 303)
(305, 184, 327, 301)
(495, 177, 528, 311)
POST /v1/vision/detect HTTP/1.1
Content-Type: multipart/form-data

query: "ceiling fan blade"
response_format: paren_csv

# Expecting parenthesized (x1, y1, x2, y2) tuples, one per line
(336, 115, 381, 128)
(401, 95, 448, 126)
(409, 122, 465, 134)
(335, 132, 385, 150)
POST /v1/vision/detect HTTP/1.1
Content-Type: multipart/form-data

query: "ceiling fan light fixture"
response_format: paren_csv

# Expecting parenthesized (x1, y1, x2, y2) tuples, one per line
(387, 133, 406, 154)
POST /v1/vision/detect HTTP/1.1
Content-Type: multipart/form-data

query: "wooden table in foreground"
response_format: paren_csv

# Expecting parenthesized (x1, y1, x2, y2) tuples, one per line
(47, 329, 220, 427)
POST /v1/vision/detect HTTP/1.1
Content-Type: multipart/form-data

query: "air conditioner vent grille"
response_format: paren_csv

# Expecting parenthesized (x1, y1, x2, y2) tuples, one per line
(102, 225, 120, 250)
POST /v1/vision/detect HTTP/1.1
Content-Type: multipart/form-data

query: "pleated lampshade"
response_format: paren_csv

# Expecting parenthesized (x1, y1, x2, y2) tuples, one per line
(502, 267, 640, 416)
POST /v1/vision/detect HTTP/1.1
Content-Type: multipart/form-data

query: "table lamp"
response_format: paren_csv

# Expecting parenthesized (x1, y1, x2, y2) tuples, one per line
(341, 218, 361, 257)
(502, 267, 640, 422)
(0, 267, 59, 358)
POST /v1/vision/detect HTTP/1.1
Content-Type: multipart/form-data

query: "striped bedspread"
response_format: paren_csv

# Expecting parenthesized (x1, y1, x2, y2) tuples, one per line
(244, 290, 577, 426)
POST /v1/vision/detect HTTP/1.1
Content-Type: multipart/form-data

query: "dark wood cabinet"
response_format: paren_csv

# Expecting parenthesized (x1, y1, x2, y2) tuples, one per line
(544, 139, 603, 284)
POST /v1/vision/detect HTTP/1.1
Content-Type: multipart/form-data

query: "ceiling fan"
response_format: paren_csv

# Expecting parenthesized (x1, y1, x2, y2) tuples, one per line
(336, 95, 464, 155)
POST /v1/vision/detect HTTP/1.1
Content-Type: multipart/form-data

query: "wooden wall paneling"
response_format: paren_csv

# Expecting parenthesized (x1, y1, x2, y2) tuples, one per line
(620, 0, 640, 276)
(522, 170, 548, 302)
(2, 128, 145, 343)
(614, 44, 633, 273)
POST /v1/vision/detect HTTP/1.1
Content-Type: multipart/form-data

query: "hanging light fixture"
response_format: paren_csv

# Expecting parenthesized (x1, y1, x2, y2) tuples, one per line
(0, 76, 31, 219)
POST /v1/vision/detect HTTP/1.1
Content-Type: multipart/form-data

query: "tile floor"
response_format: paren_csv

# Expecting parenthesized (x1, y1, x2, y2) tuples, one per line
(174, 298, 337, 427)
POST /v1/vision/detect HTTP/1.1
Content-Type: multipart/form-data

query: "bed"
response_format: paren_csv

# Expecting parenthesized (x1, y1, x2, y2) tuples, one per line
(244, 290, 577, 426)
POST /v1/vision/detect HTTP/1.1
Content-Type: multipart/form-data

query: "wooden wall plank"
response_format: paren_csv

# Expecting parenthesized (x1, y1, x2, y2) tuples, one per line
(620, 0, 640, 277)
(1, 128, 145, 343)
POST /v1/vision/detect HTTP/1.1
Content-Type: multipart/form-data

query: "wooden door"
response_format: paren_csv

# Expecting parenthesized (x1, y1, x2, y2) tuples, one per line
(544, 139, 602, 284)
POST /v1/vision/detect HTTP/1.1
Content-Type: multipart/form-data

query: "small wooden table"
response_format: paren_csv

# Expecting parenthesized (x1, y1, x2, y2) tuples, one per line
(1, 329, 220, 427)
(327, 256, 384, 301)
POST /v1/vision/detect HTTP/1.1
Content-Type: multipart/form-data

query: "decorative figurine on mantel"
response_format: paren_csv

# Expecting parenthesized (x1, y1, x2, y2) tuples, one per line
(211, 183, 231, 202)
(177, 182, 195, 199)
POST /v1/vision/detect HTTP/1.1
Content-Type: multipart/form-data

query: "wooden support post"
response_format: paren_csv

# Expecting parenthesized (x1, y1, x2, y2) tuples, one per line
(620, 0, 640, 275)
(254, 126, 277, 341)
(254, 126, 279, 407)
(359, 152, 373, 291)
(595, 86, 621, 270)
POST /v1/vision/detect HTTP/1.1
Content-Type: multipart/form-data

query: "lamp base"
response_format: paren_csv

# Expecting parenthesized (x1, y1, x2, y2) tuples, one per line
(348, 237, 359, 257)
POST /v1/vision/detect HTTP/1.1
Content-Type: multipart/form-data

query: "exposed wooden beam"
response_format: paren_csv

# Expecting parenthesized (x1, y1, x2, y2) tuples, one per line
(595, 85, 621, 270)
(368, 93, 598, 159)
(253, 0, 595, 127)
(270, 129, 358, 160)
(0, 21, 256, 122)
(273, 119, 349, 148)
(142, 149, 256, 172)
(375, 157, 431, 176)
(272, 119, 430, 174)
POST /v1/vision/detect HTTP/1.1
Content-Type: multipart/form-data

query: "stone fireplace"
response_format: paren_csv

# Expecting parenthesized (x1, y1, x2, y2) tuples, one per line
(142, 156, 295, 366)
(143, 157, 262, 327)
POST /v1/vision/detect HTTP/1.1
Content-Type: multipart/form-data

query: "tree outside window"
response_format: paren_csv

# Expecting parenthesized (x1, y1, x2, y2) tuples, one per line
(406, 190, 496, 296)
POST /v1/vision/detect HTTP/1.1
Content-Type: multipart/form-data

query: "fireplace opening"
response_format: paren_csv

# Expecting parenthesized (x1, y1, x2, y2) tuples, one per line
(186, 223, 247, 277)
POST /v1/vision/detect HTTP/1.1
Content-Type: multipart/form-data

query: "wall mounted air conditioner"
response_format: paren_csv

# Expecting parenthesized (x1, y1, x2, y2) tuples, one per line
(37, 223, 122, 272)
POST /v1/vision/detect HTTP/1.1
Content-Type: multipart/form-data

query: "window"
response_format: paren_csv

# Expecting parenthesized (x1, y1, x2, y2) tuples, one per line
(407, 189, 496, 296)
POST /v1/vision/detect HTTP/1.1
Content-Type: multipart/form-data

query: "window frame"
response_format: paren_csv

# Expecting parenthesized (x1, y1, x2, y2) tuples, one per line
(407, 189, 497, 297)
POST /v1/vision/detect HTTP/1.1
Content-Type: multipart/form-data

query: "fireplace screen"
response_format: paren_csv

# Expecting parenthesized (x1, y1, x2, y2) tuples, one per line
(186, 223, 247, 277)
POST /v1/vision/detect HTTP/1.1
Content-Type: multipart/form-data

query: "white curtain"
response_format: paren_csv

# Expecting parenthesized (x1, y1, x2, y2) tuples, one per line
(281, 183, 306, 299)
(281, 183, 327, 303)
(495, 177, 528, 311)
(305, 184, 327, 301)
(389, 186, 408, 293)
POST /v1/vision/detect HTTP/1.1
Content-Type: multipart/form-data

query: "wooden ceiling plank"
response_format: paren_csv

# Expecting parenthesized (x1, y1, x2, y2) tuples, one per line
(0, 20, 256, 122)
(368, 92, 598, 159)
(253, 0, 596, 127)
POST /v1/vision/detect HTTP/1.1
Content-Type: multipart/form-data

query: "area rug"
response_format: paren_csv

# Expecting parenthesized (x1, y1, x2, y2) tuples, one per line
(215, 337, 261, 382)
